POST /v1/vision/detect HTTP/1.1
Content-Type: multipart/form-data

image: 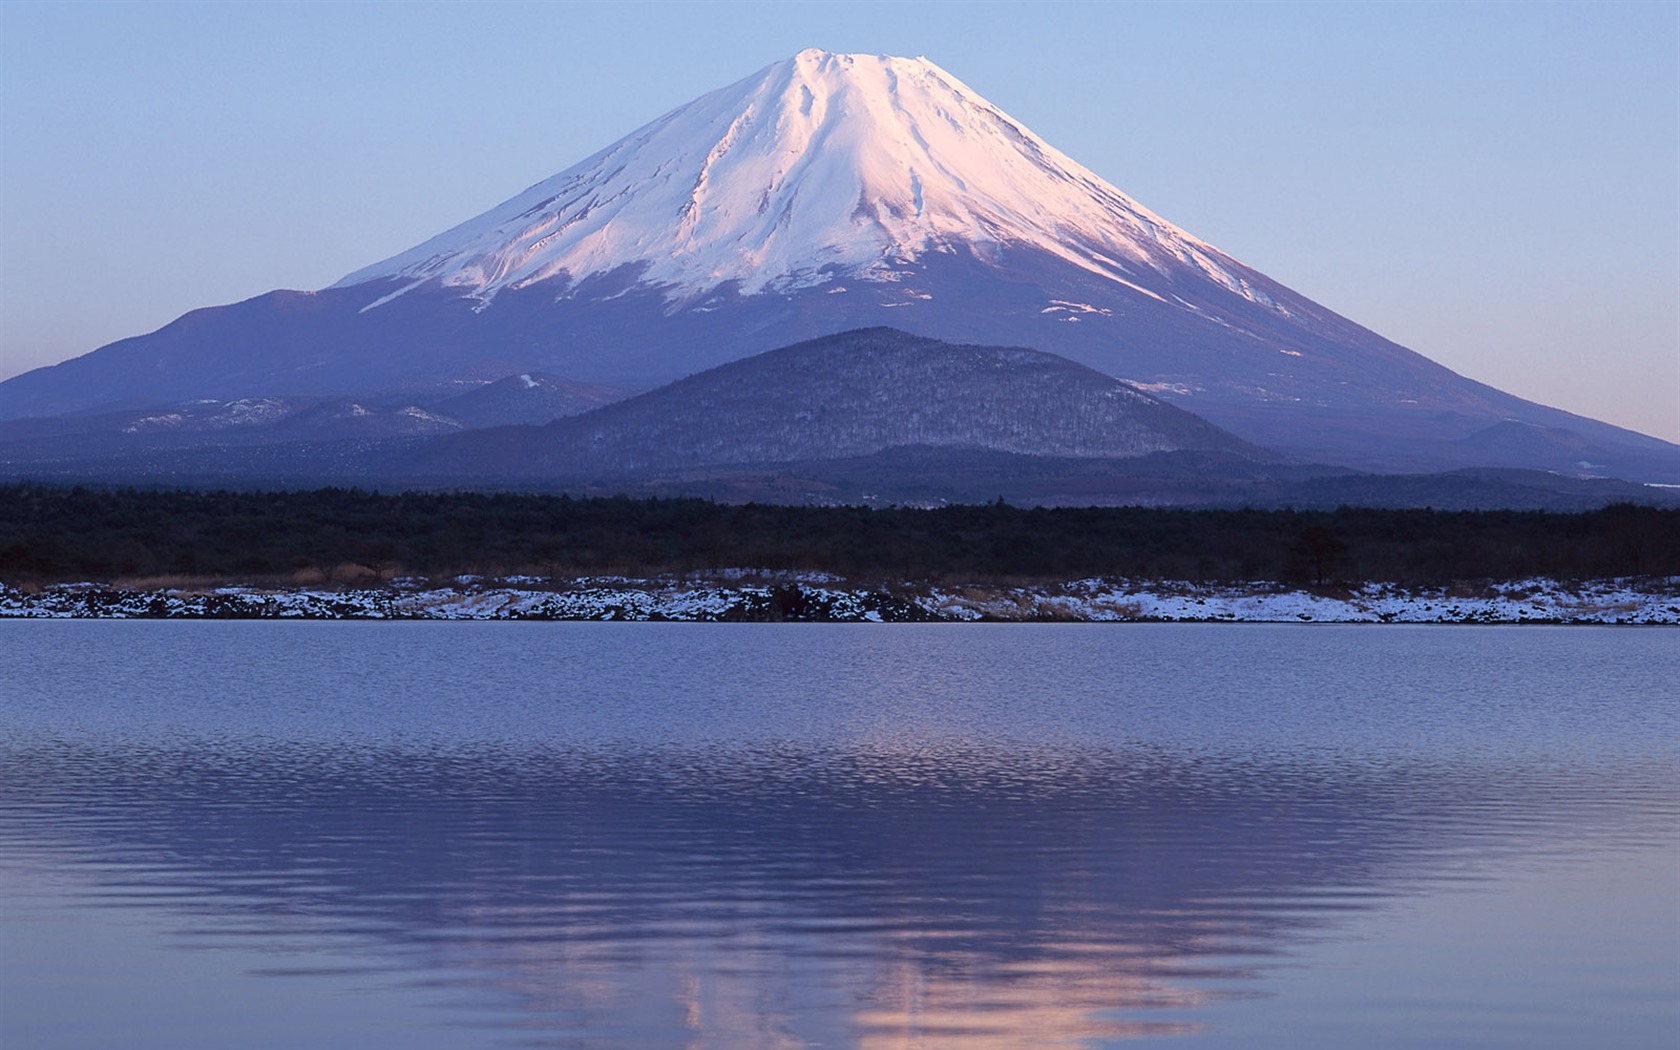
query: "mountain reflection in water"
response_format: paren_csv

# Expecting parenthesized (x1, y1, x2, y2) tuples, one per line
(5, 737, 1673, 1048)
(1, 622, 1675, 1048)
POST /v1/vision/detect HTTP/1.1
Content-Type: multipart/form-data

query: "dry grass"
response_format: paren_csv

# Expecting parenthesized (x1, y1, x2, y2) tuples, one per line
(1087, 599, 1147, 620)
(109, 574, 242, 592)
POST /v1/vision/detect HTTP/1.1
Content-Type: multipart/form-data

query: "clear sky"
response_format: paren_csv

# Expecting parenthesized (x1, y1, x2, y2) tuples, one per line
(2, 0, 1675, 441)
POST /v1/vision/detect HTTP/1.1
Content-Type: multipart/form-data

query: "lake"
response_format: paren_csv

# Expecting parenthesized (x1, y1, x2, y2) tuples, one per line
(1, 621, 1675, 1048)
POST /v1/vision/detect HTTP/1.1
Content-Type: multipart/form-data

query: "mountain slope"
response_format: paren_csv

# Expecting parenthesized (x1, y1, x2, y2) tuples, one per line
(423, 372, 621, 427)
(408, 328, 1272, 479)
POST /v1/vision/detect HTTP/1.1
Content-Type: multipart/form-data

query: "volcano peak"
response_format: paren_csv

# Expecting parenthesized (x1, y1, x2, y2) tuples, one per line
(330, 48, 1258, 312)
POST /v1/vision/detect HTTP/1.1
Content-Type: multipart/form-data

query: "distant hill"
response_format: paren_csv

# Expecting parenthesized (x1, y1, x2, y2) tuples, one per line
(501, 448, 1679, 512)
(405, 329, 1274, 480)
(423, 372, 622, 428)
(5, 328, 1676, 512)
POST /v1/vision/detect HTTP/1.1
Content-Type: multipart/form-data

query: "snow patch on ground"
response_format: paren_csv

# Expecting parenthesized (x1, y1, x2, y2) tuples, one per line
(922, 578, 1680, 624)
(2, 577, 1674, 624)
(1126, 380, 1197, 396)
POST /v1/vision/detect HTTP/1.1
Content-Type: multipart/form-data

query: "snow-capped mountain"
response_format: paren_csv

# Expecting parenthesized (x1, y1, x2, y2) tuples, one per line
(2, 49, 1676, 484)
(334, 49, 1267, 312)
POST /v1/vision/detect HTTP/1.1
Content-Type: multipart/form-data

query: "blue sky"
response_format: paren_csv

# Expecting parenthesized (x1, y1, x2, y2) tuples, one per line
(2, 0, 1675, 440)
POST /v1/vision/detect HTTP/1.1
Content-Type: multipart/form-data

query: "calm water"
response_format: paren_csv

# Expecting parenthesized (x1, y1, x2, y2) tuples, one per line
(1, 622, 1675, 1049)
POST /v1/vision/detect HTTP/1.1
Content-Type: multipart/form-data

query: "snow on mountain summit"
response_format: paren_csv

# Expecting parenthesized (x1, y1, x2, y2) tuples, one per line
(332, 49, 1268, 310)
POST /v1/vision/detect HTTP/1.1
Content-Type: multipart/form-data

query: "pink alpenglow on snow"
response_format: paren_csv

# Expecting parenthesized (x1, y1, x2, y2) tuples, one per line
(334, 50, 1269, 313)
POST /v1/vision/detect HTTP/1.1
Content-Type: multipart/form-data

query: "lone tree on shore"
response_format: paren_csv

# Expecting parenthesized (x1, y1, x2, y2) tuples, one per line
(1289, 525, 1348, 586)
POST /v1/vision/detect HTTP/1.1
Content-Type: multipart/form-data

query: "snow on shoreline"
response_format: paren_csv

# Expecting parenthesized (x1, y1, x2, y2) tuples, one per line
(2, 576, 1676, 625)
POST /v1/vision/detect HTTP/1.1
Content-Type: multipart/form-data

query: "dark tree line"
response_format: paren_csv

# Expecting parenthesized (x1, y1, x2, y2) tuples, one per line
(1, 484, 1675, 585)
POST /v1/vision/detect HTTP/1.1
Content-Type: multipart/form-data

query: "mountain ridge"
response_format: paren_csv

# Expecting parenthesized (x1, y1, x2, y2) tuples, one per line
(407, 328, 1275, 479)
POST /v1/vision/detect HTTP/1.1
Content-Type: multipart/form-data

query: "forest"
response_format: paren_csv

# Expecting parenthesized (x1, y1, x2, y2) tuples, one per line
(1, 484, 1675, 586)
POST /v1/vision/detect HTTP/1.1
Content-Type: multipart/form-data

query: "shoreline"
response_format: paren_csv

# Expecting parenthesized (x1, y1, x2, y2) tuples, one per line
(4, 575, 1676, 625)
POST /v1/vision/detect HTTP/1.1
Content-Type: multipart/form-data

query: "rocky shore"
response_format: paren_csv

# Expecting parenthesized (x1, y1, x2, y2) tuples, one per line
(3, 574, 1676, 625)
